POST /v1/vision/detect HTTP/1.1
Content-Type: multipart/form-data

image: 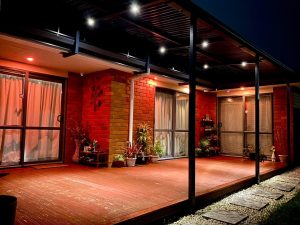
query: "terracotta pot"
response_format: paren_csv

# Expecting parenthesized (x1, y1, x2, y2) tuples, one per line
(278, 154, 288, 163)
(126, 158, 137, 167)
(150, 155, 159, 163)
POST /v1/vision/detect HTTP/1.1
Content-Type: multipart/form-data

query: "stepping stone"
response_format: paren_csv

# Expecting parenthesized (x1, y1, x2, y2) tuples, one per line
(283, 176, 300, 182)
(267, 182, 295, 192)
(202, 210, 248, 225)
(252, 189, 283, 200)
(277, 178, 299, 185)
(229, 197, 268, 210)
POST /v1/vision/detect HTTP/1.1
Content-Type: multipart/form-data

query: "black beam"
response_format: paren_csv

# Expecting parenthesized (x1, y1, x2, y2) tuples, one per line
(287, 83, 291, 165)
(188, 12, 197, 209)
(255, 56, 260, 184)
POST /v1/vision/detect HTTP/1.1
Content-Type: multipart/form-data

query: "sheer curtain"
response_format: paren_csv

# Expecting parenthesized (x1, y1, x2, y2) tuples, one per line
(175, 94, 188, 156)
(0, 73, 23, 165)
(155, 91, 173, 157)
(25, 79, 61, 162)
(246, 95, 272, 156)
(219, 97, 244, 155)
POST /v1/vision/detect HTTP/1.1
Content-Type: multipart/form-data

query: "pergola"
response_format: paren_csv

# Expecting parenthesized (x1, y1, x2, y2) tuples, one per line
(0, 0, 297, 208)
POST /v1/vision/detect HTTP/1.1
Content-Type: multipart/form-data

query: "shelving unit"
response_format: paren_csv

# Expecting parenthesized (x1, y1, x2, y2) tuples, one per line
(79, 151, 108, 167)
(201, 117, 220, 155)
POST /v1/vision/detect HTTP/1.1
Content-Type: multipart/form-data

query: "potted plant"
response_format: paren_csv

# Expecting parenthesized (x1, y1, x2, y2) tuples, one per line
(136, 122, 152, 164)
(123, 142, 141, 167)
(200, 138, 210, 156)
(151, 140, 163, 163)
(112, 154, 125, 167)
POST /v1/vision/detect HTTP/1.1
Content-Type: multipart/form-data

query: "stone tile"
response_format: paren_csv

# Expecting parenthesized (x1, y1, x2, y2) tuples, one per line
(229, 197, 269, 210)
(277, 178, 299, 185)
(282, 176, 300, 182)
(252, 189, 283, 200)
(267, 182, 295, 192)
(202, 210, 248, 225)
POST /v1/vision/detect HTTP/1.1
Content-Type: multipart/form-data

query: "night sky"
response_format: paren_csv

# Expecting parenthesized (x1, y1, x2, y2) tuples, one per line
(193, 0, 300, 71)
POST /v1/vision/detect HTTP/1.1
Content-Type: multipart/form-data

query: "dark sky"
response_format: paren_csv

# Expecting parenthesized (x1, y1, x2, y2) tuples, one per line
(193, 0, 300, 71)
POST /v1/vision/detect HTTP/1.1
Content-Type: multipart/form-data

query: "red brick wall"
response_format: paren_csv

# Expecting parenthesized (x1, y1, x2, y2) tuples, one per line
(133, 77, 155, 141)
(196, 91, 217, 145)
(81, 71, 113, 152)
(65, 73, 83, 163)
(273, 87, 289, 158)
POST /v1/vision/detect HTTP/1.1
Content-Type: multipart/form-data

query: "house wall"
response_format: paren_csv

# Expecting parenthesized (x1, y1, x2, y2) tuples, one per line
(273, 86, 291, 161)
(196, 91, 217, 145)
(65, 73, 83, 163)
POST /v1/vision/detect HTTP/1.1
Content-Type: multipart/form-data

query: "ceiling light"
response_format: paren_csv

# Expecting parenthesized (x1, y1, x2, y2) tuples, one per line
(203, 64, 209, 69)
(26, 57, 34, 62)
(86, 17, 95, 27)
(183, 88, 190, 94)
(240, 87, 245, 90)
(130, 2, 141, 15)
(201, 40, 209, 48)
(241, 61, 247, 67)
(159, 46, 166, 54)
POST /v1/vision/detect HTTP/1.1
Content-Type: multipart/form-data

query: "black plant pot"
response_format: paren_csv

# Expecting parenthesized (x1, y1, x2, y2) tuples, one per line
(0, 195, 17, 225)
(136, 155, 150, 165)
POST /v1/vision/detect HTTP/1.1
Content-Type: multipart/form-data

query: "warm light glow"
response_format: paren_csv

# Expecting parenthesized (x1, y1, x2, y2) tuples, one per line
(240, 87, 245, 90)
(154, 77, 157, 80)
(227, 98, 233, 102)
(183, 87, 190, 94)
(86, 17, 95, 27)
(226, 90, 230, 93)
(241, 61, 247, 67)
(201, 40, 209, 48)
(159, 46, 166, 54)
(26, 57, 34, 62)
(80, 73, 84, 77)
(203, 89, 208, 92)
(130, 2, 141, 15)
(203, 64, 209, 69)
(148, 80, 157, 86)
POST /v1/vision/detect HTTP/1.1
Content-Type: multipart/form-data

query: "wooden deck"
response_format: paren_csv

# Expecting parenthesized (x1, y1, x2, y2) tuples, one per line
(0, 156, 286, 225)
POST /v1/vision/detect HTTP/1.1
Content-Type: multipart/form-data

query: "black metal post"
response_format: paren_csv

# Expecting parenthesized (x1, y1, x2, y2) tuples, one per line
(255, 56, 260, 184)
(287, 83, 291, 165)
(188, 13, 197, 208)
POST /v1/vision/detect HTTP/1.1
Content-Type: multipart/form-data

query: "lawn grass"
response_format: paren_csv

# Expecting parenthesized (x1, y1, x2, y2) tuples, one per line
(260, 191, 300, 225)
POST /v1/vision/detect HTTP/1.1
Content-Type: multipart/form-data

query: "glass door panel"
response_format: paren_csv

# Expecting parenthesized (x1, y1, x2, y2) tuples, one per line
(0, 129, 21, 166)
(24, 77, 63, 163)
(0, 71, 24, 167)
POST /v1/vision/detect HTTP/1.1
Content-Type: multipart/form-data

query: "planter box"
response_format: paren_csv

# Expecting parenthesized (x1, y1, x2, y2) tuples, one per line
(112, 161, 125, 167)
(278, 155, 288, 163)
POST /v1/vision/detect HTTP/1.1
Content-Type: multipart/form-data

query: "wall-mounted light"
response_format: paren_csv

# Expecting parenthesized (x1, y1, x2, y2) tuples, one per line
(86, 17, 95, 27)
(148, 80, 157, 86)
(130, 2, 141, 15)
(240, 87, 245, 90)
(183, 87, 190, 94)
(227, 98, 233, 102)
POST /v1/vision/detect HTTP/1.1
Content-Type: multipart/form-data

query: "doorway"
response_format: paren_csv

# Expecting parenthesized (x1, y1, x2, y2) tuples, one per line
(154, 89, 189, 158)
(0, 67, 65, 167)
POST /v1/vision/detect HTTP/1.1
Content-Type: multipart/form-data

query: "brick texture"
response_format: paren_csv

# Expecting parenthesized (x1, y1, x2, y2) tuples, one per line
(196, 91, 217, 145)
(65, 73, 83, 163)
(273, 87, 289, 159)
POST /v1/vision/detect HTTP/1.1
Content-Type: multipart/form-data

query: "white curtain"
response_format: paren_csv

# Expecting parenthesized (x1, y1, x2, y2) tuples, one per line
(0, 73, 23, 165)
(175, 94, 189, 156)
(220, 97, 244, 155)
(155, 92, 173, 157)
(25, 79, 61, 162)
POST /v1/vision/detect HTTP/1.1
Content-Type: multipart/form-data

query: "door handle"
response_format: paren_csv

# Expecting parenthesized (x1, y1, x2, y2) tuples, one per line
(57, 115, 62, 123)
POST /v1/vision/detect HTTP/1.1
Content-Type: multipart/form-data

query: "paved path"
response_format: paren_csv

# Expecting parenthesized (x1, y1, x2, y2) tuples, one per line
(171, 167, 300, 225)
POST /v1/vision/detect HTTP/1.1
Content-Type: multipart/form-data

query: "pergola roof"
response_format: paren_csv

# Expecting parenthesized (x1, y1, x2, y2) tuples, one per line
(0, 0, 297, 89)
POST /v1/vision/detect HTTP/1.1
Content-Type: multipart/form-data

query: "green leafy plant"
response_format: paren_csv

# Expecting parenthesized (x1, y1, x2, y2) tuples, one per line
(153, 140, 163, 157)
(136, 122, 152, 155)
(200, 138, 209, 149)
(113, 154, 125, 162)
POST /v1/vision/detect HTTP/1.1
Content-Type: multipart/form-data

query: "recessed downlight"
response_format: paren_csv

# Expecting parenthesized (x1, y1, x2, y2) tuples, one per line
(130, 2, 141, 15)
(26, 57, 34, 62)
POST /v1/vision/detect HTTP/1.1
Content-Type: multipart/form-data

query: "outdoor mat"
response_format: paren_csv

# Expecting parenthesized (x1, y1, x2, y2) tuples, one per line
(0, 173, 9, 178)
(202, 210, 248, 224)
(251, 189, 283, 200)
(31, 164, 69, 169)
(229, 197, 269, 210)
(267, 182, 295, 192)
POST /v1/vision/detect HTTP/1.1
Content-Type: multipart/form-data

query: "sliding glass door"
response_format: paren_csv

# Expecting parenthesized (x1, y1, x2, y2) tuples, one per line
(154, 89, 189, 158)
(0, 67, 65, 167)
(219, 95, 273, 157)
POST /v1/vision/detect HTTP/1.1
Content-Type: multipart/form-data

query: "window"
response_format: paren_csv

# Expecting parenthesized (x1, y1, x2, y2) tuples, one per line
(154, 89, 189, 158)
